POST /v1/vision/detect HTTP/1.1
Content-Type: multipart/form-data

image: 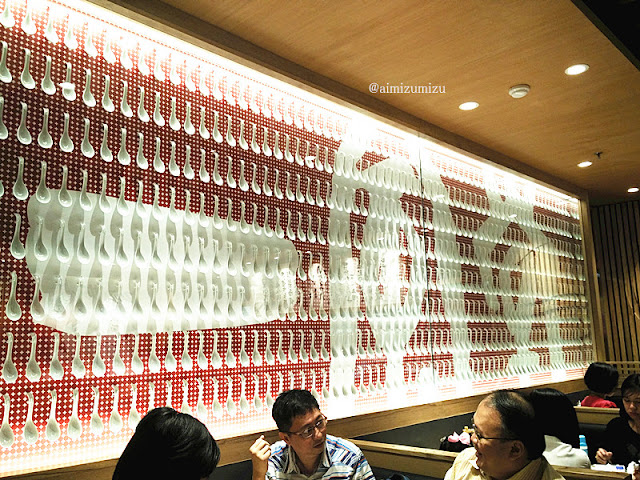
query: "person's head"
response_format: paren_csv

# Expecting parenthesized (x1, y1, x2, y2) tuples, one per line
(112, 407, 220, 480)
(273, 389, 327, 459)
(620, 374, 640, 424)
(471, 390, 544, 480)
(529, 388, 580, 448)
(584, 362, 619, 396)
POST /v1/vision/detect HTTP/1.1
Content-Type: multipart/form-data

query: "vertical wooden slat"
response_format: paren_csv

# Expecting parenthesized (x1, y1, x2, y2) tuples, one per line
(620, 205, 640, 360)
(581, 197, 604, 359)
(604, 206, 626, 360)
(612, 205, 633, 359)
(602, 205, 621, 360)
(591, 200, 640, 365)
(627, 202, 640, 361)
(592, 207, 616, 358)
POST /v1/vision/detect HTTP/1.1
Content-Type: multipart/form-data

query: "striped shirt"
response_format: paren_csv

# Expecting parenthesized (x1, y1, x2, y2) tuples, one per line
(266, 435, 376, 480)
(444, 447, 565, 480)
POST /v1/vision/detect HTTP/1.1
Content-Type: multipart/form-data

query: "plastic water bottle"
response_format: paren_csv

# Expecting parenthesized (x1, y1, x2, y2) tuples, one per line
(579, 434, 589, 457)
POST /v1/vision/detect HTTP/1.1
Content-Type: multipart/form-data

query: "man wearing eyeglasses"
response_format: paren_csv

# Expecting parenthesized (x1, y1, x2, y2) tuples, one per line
(444, 390, 564, 480)
(250, 389, 375, 480)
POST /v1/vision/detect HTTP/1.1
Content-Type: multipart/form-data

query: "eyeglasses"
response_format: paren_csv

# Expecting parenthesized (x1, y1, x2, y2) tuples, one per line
(471, 423, 516, 442)
(285, 415, 328, 439)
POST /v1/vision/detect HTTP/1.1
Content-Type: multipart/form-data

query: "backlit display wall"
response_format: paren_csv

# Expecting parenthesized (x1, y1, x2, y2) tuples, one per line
(0, 0, 592, 475)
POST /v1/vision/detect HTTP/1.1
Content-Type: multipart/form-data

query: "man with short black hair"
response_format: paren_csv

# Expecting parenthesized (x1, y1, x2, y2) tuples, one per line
(250, 389, 375, 480)
(445, 390, 565, 480)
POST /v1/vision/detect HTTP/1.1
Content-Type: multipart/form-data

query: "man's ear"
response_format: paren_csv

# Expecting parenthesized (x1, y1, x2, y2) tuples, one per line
(279, 432, 290, 445)
(509, 440, 527, 460)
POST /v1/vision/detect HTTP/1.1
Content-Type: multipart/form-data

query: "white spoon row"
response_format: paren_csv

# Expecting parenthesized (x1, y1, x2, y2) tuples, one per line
(0, 29, 347, 142)
(1, 328, 334, 383)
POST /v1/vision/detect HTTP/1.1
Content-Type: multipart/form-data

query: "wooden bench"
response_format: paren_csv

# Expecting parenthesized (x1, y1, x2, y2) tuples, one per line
(575, 406, 619, 425)
(352, 439, 629, 480)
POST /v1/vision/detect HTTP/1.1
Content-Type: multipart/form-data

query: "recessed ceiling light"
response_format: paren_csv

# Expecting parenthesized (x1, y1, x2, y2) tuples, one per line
(565, 64, 589, 76)
(578, 161, 593, 168)
(629, 187, 639, 193)
(508, 84, 530, 98)
(459, 101, 479, 111)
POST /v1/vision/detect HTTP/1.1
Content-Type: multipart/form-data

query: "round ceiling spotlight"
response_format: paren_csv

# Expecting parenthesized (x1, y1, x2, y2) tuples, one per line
(565, 64, 589, 76)
(577, 161, 593, 168)
(459, 101, 479, 111)
(508, 84, 530, 98)
(629, 187, 639, 193)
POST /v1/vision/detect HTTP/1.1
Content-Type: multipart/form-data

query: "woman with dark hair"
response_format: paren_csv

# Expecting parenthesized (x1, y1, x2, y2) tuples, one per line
(582, 362, 619, 408)
(529, 388, 591, 468)
(597, 374, 640, 466)
(113, 407, 220, 480)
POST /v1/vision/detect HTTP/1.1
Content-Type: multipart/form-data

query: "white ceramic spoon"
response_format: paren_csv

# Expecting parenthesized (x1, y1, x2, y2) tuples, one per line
(128, 385, 140, 430)
(23, 392, 38, 444)
(181, 332, 193, 371)
(5, 271, 21, 321)
(238, 330, 250, 367)
(25, 332, 41, 382)
(49, 332, 63, 380)
(225, 376, 236, 417)
(0, 393, 13, 447)
(322, 370, 330, 399)
(252, 374, 262, 412)
(130, 335, 144, 375)
(45, 389, 61, 442)
(287, 329, 297, 363)
(17, 102, 32, 145)
(147, 381, 156, 411)
(210, 331, 222, 369)
(165, 331, 177, 372)
(10, 213, 25, 259)
(92, 335, 106, 377)
(0, 41, 12, 81)
(67, 388, 82, 439)
(112, 334, 125, 375)
(196, 331, 208, 370)
(211, 379, 223, 418)
(196, 379, 208, 421)
(180, 380, 192, 415)
(298, 330, 308, 362)
(264, 330, 275, 365)
(2, 332, 18, 383)
(310, 371, 321, 402)
(264, 373, 274, 409)
(83, 68, 95, 107)
(90, 387, 103, 435)
(251, 330, 262, 366)
(148, 334, 160, 373)
(109, 385, 122, 433)
(309, 330, 319, 362)
(276, 330, 286, 364)
(59, 112, 74, 152)
(320, 329, 330, 361)
(238, 375, 250, 415)
(71, 334, 85, 378)
(224, 331, 236, 368)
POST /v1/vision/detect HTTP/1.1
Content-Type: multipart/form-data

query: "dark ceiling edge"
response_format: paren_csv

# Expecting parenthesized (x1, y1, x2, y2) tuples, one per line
(571, 0, 640, 72)
(90, 0, 587, 200)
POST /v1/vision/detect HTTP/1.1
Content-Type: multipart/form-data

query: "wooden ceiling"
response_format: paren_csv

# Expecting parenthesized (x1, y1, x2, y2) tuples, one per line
(106, 0, 640, 205)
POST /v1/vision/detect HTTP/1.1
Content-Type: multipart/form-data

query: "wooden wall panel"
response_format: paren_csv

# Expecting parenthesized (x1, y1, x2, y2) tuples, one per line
(591, 200, 640, 376)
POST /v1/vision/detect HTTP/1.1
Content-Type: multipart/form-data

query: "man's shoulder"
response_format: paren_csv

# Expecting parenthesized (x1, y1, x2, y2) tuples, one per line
(452, 446, 476, 465)
(541, 457, 566, 480)
(268, 440, 290, 466)
(326, 435, 361, 454)
(326, 436, 368, 467)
